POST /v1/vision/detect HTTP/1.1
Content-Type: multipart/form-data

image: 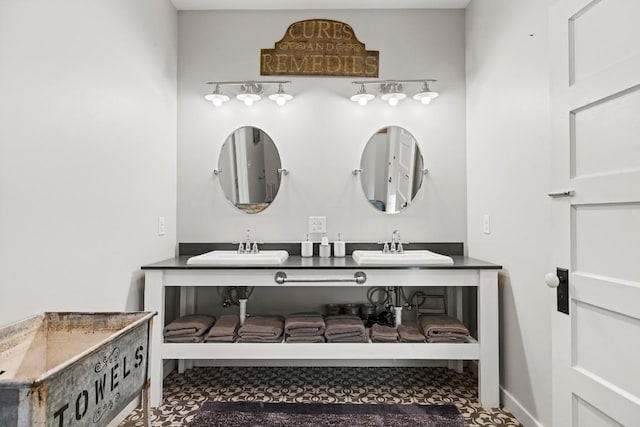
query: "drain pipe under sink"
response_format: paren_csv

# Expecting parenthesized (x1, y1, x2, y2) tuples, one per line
(394, 286, 402, 327)
(239, 299, 248, 325)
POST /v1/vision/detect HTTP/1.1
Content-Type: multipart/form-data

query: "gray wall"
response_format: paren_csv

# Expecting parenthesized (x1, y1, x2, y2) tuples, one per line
(0, 0, 178, 325)
(177, 9, 467, 244)
(466, 1, 552, 426)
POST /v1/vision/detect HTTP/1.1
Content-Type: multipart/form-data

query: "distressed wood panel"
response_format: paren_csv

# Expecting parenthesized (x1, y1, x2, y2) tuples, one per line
(261, 19, 379, 77)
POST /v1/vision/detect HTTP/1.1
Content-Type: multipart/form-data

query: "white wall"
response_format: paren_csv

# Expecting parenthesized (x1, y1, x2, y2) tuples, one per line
(0, 0, 178, 326)
(177, 10, 467, 244)
(466, 1, 552, 426)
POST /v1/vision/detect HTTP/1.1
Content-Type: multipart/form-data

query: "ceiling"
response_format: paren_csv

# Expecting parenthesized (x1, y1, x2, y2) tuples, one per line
(170, 0, 471, 10)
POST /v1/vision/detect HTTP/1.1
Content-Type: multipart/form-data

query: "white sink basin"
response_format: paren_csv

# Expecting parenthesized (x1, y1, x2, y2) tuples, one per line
(187, 250, 289, 265)
(352, 250, 454, 266)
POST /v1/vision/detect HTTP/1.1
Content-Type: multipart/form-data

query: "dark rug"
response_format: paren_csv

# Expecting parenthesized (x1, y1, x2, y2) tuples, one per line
(190, 401, 466, 427)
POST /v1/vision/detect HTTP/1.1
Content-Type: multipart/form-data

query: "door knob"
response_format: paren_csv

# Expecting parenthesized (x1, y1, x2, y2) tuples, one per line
(545, 273, 560, 288)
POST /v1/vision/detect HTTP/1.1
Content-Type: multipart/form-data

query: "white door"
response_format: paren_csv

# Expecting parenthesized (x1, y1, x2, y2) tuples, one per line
(395, 128, 417, 211)
(549, 1, 640, 426)
(385, 127, 399, 213)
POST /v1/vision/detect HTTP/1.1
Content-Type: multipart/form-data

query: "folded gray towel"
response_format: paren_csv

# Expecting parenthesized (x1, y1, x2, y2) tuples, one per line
(238, 315, 284, 338)
(419, 315, 469, 342)
(426, 335, 469, 343)
(163, 314, 216, 337)
(286, 335, 326, 343)
(237, 336, 283, 343)
(327, 336, 369, 343)
(371, 324, 399, 342)
(324, 315, 366, 341)
(204, 335, 236, 343)
(284, 312, 326, 336)
(398, 325, 426, 343)
(164, 335, 205, 343)
(206, 314, 240, 338)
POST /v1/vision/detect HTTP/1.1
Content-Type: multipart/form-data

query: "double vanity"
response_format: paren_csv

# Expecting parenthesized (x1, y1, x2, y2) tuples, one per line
(142, 242, 501, 408)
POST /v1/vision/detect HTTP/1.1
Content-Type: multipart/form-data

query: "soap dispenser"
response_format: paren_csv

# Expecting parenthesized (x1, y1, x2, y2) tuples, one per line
(319, 236, 331, 258)
(301, 234, 313, 257)
(334, 233, 345, 257)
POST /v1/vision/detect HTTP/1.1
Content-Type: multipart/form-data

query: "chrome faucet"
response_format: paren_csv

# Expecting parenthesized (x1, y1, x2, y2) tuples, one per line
(233, 229, 261, 254)
(244, 229, 252, 252)
(390, 230, 400, 253)
(378, 230, 407, 254)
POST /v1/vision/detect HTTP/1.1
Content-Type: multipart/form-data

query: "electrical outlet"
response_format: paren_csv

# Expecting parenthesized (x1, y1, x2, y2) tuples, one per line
(482, 214, 491, 234)
(158, 216, 166, 236)
(308, 216, 326, 234)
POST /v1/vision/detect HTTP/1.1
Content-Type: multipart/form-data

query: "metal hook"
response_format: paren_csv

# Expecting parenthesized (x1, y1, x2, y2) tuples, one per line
(352, 168, 363, 175)
(213, 169, 222, 176)
(277, 168, 289, 175)
(421, 168, 429, 175)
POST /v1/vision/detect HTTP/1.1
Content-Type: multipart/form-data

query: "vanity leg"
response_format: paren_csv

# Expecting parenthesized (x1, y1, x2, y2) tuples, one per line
(144, 270, 165, 408)
(446, 287, 464, 374)
(478, 270, 500, 407)
(178, 286, 197, 373)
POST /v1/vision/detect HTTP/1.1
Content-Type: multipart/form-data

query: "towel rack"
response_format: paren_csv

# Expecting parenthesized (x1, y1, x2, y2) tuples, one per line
(274, 271, 367, 285)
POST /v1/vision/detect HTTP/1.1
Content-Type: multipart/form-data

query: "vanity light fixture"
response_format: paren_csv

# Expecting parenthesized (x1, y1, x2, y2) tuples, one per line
(205, 80, 293, 107)
(236, 83, 262, 106)
(204, 84, 230, 107)
(350, 84, 375, 106)
(268, 83, 293, 106)
(350, 80, 439, 106)
(413, 81, 439, 105)
(379, 83, 406, 107)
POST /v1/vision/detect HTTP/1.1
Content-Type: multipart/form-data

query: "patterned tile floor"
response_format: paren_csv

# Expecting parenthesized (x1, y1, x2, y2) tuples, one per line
(121, 366, 522, 426)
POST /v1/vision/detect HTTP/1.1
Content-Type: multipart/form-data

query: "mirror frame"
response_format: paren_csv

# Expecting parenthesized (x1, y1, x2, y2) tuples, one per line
(217, 126, 282, 214)
(358, 125, 425, 214)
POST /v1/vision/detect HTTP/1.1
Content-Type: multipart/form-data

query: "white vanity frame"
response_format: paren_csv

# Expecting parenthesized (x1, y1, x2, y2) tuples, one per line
(143, 262, 500, 408)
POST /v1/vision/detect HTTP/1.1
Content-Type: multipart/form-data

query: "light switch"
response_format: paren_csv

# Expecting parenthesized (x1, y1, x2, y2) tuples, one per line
(158, 216, 166, 236)
(482, 214, 491, 234)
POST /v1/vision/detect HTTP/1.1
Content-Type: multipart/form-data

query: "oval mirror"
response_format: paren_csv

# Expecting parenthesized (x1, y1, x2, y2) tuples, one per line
(359, 126, 424, 214)
(218, 126, 282, 214)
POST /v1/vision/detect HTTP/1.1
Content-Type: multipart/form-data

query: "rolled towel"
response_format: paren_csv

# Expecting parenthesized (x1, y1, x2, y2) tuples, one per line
(397, 325, 426, 343)
(324, 315, 366, 342)
(284, 312, 326, 336)
(286, 335, 326, 343)
(205, 314, 240, 342)
(238, 315, 284, 339)
(419, 315, 469, 343)
(371, 324, 398, 343)
(163, 314, 216, 337)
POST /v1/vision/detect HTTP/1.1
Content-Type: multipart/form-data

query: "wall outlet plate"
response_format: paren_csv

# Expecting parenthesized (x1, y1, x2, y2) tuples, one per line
(308, 216, 326, 234)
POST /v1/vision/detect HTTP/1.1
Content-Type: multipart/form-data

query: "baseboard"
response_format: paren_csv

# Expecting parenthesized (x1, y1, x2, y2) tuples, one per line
(500, 387, 545, 427)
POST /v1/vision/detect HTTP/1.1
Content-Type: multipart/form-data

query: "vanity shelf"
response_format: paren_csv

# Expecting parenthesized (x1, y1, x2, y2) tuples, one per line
(161, 340, 480, 360)
(142, 246, 501, 408)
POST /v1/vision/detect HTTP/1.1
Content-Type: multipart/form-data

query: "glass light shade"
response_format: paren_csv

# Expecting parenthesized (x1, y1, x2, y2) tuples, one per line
(269, 92, 293, 106)
(237, 93, 261, 106)
(413, 91, 439, 103)
(381, 92, 406, 106)
(205, 93, 230, 107)
(350, 92, 375, 106)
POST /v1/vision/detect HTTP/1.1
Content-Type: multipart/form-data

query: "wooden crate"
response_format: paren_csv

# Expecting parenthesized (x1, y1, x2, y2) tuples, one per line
(0, 312, 155, 426)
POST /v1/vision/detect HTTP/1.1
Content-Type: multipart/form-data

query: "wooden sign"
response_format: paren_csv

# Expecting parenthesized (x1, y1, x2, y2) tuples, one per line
(261, 19, 379, 78)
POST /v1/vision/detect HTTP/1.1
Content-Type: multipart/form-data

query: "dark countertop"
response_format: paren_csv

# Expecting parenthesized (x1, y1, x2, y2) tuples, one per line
(142, 255, 501, 270)
(141, 242, 501, 270)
